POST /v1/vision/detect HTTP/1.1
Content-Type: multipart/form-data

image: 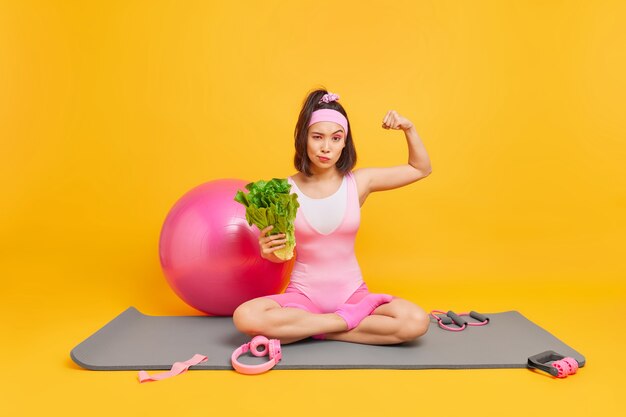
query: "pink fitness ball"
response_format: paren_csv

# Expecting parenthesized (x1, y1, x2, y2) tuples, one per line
(159, 179, 292, 316)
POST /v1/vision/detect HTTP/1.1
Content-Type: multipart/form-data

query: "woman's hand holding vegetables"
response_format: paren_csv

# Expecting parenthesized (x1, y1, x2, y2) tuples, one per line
(259, 225, 288, 263)
(234, 178, 298, 261)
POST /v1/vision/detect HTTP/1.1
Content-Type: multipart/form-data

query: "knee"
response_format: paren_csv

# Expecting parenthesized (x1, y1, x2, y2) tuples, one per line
(397, 308, 430, 342)
(233, 301, 267, 336)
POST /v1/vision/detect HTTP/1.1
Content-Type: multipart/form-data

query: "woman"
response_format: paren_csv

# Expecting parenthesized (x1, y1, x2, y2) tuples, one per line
(233, 88, 432, 345)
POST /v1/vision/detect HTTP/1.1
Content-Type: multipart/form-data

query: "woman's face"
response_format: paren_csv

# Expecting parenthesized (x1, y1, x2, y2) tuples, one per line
(306, 121, 346, 170)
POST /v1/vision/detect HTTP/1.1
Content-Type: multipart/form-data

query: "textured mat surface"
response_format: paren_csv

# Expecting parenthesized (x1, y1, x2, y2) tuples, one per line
(70, 307, 585, 370)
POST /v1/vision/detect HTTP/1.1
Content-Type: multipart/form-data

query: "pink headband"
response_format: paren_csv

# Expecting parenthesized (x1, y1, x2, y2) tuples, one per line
(307, 93, 348, 136)
(308, 109, 349, 136)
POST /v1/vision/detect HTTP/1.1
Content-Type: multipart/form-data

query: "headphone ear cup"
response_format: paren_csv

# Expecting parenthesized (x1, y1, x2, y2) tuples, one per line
(250, 335, 269, 357)
(268, 339, 281, 360)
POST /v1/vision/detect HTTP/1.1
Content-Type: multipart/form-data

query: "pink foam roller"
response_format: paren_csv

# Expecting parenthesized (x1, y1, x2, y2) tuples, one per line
(563, 357, 579, 375)
(551, 360, 569, 378)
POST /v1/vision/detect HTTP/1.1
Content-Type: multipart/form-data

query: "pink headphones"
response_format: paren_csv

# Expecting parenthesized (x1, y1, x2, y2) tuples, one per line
(231, 336, 282, 375)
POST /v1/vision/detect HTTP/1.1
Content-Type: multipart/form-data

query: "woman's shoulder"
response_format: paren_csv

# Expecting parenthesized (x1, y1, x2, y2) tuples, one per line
(350, 168, 370, 195)
(350, 168, 363, 181)
(288, 172, 302, 183)
(287, 173, 303, 191)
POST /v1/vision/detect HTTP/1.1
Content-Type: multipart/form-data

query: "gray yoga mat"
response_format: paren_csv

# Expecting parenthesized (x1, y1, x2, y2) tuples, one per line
(70, 307, 585, 370)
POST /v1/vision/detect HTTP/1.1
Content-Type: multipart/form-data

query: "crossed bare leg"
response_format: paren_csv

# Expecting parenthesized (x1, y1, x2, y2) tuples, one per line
(233, 295, 428, 345)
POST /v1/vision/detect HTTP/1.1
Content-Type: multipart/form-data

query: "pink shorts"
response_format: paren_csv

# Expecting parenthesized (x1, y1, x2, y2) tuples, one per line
(264, 282, 371, 314)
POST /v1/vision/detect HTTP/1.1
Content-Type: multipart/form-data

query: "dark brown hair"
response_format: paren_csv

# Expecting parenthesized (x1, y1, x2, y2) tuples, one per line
(293, 87, 357, 176)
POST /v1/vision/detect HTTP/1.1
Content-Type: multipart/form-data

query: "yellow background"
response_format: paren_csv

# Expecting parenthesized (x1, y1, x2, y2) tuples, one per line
(2, 0, 625, 415)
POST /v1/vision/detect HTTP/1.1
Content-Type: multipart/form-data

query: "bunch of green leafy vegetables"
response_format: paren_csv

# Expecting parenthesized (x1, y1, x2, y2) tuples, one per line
(234, 178, 299, 260)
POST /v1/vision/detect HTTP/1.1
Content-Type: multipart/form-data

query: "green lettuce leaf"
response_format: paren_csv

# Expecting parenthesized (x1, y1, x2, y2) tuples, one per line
(234, 178, 299, 260)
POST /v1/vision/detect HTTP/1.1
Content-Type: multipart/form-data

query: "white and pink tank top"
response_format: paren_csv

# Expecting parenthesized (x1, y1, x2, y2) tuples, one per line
(286, 172, 364, 312)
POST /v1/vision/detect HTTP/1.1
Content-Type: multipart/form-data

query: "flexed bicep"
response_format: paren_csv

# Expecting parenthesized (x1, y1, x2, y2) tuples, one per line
(354, 165, 429, 195)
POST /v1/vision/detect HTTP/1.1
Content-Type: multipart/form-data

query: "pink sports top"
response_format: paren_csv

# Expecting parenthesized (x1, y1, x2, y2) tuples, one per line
(286, 171, 364, 313)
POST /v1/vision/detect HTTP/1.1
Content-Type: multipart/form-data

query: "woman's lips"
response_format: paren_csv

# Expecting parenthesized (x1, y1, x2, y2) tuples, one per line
(318, 156, 330, 162)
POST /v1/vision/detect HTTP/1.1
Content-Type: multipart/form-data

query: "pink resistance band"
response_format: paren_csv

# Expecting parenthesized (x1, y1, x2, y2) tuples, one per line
(308, 109, 349, 136)
(138, 354, 208, 383)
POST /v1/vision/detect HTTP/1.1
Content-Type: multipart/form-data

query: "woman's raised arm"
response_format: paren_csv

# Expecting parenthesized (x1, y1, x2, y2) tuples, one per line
(355, 110, 432, 195)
